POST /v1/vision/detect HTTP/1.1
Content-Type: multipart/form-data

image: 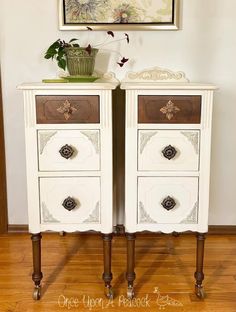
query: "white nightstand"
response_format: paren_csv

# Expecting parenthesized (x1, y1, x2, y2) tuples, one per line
(121, 67, 217, 299)
(18, 73, 118, 299)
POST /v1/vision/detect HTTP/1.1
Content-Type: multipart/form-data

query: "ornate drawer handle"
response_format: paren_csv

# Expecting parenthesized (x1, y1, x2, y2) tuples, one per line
(62, 197, 77, 211)
(162, 145, 177, 160)
(161, 196, 176, 211)
(59, 144, 74, 159)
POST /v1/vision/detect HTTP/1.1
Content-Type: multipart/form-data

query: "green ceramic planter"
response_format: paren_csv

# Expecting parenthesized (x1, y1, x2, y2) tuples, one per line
(64, 47, 98, 76)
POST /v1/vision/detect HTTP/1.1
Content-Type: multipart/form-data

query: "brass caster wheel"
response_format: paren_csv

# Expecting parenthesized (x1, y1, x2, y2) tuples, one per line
(127, 286, 134, 299)
(105, 286, 114, 299)
(33, 286, 41, 300)
(195, 285, 205, 299)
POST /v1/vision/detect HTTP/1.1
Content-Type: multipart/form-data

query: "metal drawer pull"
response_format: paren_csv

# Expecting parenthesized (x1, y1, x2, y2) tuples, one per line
(59, 144, 74, 159)
(161, 196, 176, 211)
(62, 197, 77, 211)
(162, 145, 177, 160)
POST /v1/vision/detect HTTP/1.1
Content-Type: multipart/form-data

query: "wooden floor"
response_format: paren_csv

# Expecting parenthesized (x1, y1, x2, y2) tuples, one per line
(0, 233, 236, 312)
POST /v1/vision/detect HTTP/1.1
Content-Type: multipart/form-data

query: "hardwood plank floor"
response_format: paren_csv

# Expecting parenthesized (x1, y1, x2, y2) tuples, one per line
(0, 233, 236, 312)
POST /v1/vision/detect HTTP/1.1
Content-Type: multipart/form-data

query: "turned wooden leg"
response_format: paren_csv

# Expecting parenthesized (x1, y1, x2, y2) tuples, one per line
(31, 233, 43, 300)
(126, 233, 136, 299)
(102, 234, 113, 299)
(194, 232, 206, 299)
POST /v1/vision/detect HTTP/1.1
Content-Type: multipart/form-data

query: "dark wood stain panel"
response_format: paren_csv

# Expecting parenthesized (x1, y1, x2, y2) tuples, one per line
(36, 95, 100, 124)
(138, 95, 201, 124)
(0, 76, 8, 233)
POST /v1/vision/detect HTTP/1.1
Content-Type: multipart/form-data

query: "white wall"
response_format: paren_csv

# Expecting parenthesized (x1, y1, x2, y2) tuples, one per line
(0, 0, 236, 225)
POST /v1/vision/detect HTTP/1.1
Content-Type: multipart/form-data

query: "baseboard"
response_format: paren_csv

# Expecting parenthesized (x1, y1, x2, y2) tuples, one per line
(8, 224, 28, 233)
(7, 224, 236, 235)
(208, 225, 236, 235)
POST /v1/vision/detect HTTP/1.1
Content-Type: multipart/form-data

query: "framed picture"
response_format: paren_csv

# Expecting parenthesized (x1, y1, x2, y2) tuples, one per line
(59, 0, 179, 30)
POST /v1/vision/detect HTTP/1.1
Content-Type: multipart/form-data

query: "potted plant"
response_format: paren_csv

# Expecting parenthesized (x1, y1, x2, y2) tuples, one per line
(44, 27, 129, 76)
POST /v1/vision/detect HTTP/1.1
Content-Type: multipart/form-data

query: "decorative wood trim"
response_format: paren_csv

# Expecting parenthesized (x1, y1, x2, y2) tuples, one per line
(83, 201, 100, 223)
(139, 131, 157, 154)
(42, 202, 60, 223)
(0, 76, 8, 233)
(39, 131, 57, 154)
(123, 67, 189, 83)
(6, 224, 236, 235)
(180, 202, 198, 224)
(56, 99, 78, 120)
(181, 131, 199, 154)
(80, 130, 100, 154)
(130, 226, 236, 235)
(160, 100, 181, 120)
(139, 201, 157, 224)
(126, 90, 137, 128)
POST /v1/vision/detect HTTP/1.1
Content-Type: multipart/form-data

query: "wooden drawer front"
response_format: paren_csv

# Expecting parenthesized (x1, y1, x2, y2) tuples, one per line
(138, 95, 201, 123)
(38, 130, 100, 171)
(138, 177, 198, 225)
(138, 130, 199, 171)
(36, 95, 99, 124)
(40, 177, 100, 224)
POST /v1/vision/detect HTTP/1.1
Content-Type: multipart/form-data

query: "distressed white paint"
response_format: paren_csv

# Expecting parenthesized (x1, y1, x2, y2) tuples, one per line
(19, 83, 116, 234)
(40, 177, 100, 226)
(38, 129, 100, 171)
(121, 72, 216, 233)
(138, 130, 200, 171)
(138, 177, 198, 224)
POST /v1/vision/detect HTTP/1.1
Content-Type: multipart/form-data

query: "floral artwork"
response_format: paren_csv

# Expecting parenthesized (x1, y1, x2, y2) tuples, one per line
(60, 0, 179, 30)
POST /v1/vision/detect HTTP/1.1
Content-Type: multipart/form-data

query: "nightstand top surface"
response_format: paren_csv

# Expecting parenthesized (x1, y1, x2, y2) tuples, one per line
(120, 82, 217, 90)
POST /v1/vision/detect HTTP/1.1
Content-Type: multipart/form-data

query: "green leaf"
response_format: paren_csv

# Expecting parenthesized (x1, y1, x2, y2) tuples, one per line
(46, 41, 60, 51)
(44, 53, 53, 59)
(45, 47, 57, 57)
(58, 47, 65, 57)
(69, 38, 78, 43)
(58, 59, 66, 70)
(72, 43, 80, 47)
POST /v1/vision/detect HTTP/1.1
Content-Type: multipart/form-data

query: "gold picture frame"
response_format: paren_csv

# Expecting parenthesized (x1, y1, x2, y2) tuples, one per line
(59, 0, 179, 31)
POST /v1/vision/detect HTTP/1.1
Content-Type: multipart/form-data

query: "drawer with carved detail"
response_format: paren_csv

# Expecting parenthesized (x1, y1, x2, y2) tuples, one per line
(38, 129, 100, 171)
(138, 130, 200, 171)
(138, 95, 201, 124)
(39, 177, 100, 225)
(137, 177, 199, 225)
(36, 95, 100, 124)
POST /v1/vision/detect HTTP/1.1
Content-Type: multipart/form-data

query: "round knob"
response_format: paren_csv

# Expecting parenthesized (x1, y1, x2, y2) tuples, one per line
(161, 196, 176, 211)
(162, 145, 177, 160)
(62, 197, 77, 211)
(59, 144, 74, 159)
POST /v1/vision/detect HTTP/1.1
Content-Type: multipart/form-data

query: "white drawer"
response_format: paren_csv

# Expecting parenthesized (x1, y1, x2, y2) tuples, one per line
(138, 177, 198, 225)
(138, 130, 200, 171)
(39, 177, 100, 225)
(38, 130, 100, 171)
